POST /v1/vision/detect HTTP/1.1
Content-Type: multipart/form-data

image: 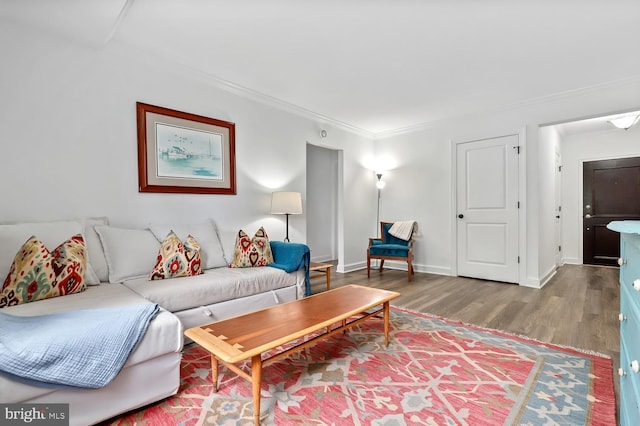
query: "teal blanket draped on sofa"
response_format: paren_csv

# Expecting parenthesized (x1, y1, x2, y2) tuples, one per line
(270, 241, 311, 296)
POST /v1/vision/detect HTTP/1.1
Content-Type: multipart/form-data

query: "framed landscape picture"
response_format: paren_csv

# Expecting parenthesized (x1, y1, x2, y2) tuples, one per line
(136, 102, 236, 194)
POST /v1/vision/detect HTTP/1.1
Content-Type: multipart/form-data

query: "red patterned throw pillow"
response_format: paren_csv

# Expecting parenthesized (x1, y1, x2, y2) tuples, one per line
(230, 227, 274, 268)
(1, 234, 87, 308)
(150, 231, 202, 280)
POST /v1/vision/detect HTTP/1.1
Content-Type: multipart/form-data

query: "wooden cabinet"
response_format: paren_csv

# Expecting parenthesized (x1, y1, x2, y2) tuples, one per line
(608, 220, 640, 425)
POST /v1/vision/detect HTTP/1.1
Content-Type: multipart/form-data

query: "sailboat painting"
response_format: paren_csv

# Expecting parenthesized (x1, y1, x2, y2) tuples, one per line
(155, 123, 223, 181)
(137, 102, 236, 195)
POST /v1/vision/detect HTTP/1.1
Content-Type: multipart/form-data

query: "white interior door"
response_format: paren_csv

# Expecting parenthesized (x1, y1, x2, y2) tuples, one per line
(456, 135, 519, 283)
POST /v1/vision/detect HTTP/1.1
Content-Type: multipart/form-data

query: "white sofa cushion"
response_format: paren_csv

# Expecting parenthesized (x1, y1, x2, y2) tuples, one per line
(83, 217, 110, 283)
(122, 266, 297, 313)
(95, 226, 160, 283)
(149, 220, 227, 269)
(0, 220, 84, 283)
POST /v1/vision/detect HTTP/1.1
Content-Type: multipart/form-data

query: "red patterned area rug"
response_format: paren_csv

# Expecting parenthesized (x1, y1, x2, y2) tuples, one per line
(106, 307, 615, 425)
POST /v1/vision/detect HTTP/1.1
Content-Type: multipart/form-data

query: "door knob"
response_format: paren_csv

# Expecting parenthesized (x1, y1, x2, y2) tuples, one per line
(458, 214, 464, 219)
(585, 214, 592, 219)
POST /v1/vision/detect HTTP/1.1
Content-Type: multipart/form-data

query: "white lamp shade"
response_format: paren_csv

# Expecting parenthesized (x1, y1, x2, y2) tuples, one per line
(271, 191, 303, 214)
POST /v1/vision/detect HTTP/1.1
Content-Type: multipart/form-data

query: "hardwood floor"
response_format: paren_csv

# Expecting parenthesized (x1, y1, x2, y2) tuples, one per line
(310, 263, 621, 412)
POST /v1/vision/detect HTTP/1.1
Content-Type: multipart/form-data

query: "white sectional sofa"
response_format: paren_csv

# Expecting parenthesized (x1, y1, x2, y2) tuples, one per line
(0, 218, 308, 426)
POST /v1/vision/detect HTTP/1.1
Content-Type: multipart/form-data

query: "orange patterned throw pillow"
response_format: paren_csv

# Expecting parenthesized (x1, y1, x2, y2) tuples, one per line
(230, 227, 274, 268)
(1, 234, 87, 308)
(150, 231, 202, 280)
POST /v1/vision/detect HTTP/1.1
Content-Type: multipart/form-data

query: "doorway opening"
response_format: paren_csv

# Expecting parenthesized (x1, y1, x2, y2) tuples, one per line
(306, 144, 340, 264)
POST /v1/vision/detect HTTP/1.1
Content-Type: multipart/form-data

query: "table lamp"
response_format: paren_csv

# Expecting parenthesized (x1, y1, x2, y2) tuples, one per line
(271, 191, 303, 241)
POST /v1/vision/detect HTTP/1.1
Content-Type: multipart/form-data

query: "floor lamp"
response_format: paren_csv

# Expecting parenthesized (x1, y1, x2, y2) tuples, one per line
(375, 173, 385, 237)
(271, 191, 303, 242)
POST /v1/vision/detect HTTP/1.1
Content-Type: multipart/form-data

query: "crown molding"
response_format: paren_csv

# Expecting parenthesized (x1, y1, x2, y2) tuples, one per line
(373, 117, 449, 139)
(197, 74, 375, 138)
(109, 40, 374, 139)
(374, 73, 640, 139)
(103, 0, 135, 47)
(104, 40, 640, 141)
(493, 73, 640, 120)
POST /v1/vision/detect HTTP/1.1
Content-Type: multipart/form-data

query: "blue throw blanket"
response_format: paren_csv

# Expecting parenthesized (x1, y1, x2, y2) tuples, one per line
(0, 303, 159, 389)
(270, 241, 311, 296)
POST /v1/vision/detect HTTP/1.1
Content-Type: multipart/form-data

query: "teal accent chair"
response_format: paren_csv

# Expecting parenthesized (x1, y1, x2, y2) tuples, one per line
(367, 222, 415, 282)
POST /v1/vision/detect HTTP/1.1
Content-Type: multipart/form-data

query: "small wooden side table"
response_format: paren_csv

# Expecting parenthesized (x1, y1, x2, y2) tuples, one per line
(309, 262, 332, 291)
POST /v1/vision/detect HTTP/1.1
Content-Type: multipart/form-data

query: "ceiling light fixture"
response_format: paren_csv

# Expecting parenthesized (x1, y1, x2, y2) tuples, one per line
(608, 114, 640, 130)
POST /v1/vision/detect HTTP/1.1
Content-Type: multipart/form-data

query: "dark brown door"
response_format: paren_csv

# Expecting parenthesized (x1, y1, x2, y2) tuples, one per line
(583, 157, 640, 266)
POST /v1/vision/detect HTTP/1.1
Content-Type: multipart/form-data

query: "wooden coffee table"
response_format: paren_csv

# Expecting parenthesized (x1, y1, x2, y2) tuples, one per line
(184, 284, 400, 425)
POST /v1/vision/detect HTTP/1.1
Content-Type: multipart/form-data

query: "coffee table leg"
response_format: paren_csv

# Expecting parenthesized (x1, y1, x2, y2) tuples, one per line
(252, 354, 262, 426)
(211, 354, 219, 392)
(326, 267, 331, 291)
(383, 301, 390, 347)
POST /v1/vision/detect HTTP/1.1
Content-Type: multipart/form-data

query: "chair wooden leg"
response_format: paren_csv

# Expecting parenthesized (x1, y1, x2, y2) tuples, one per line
(379, 259, 385, 272)
(367, 253, 371, 278)
(408, 260, 414, 282)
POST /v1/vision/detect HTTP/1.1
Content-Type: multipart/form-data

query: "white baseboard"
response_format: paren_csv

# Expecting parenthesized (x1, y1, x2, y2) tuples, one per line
(338, 259, 561, 290)
(538, 267, 558, 288)
(382, 261, 451, 276)
(337, 260, 451, 276)
(415, 264, 451, 276)
(338, 261, 366, 273)
(519, 278, 542, 289)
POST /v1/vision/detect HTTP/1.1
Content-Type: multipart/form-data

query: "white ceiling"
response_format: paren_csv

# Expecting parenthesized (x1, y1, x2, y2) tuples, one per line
(3, 0, 640, 135)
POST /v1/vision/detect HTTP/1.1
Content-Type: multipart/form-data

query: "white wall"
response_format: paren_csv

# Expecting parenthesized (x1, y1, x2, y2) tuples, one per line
(374, 126, 453, 275)
(560, 125, 640, 264)
(538, 126, 562, 282)
(375, 81, 640, 286)
(0, 20, 375, 268)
